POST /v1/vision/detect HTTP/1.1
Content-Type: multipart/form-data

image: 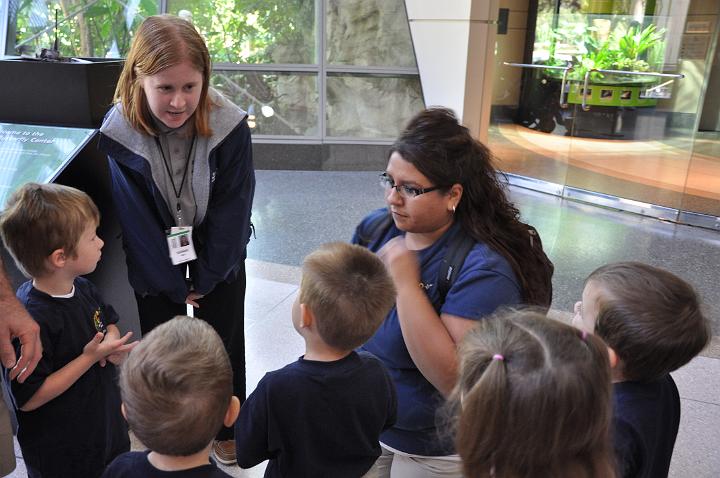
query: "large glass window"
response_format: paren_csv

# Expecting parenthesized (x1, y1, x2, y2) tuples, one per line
(325, 0, 416, 68)
(6, 0, 155, 58)
(167, 1, 316, 64)
(213, 71, 318, 136)
(3, 0, 423, 142)
(326, 74, 423, 138)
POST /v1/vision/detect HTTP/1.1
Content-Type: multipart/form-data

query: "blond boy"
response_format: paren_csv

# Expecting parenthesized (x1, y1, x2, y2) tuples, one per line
(0, 182, 135, 478)
(235, 242, 397, 477)
(102, 316, 240, 477)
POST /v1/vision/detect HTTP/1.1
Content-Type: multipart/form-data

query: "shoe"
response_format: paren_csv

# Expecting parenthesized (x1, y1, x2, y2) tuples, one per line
(213, 439, 237, 465)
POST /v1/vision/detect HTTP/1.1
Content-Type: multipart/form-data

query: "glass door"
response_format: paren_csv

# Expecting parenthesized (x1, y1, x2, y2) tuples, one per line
(487, 0, 716, 222)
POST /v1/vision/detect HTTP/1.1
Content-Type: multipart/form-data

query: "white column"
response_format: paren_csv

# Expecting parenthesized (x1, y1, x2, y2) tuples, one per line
(405, 0, 498, 142)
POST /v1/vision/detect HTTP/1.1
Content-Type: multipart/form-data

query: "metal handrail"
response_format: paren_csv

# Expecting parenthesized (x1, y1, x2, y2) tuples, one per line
(591, 69, 684, 79)
(503, 62, 574, 109)
(503, 62, 571, 71)
(581, 70, 594, 111)
(559, 67, 572, 108)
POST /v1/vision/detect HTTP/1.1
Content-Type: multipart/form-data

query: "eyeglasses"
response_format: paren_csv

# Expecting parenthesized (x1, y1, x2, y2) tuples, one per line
(379, 173, 444, 199)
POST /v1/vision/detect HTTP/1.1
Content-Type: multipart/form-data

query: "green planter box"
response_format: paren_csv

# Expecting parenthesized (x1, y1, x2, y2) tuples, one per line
(567, 83, 658, 108)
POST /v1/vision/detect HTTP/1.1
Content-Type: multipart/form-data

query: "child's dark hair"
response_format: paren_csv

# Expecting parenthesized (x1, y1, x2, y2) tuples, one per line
(119, 316, 232, 456)
(447, 309, 615, 478)
(587, 262, 710, 382)
(299, 242, 396, 350)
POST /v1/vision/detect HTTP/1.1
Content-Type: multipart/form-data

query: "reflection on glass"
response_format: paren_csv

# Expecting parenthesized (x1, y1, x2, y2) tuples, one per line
(167, 0, 316, 64)
(683, 132, 720, 216)
(212, 71, 318, 136)
(488, 4, 711, 213)
(0, 123, 94, 207)
(326, 74, 423, 138)
(325, 0, 416, 68)
(7, 0, 156, 57)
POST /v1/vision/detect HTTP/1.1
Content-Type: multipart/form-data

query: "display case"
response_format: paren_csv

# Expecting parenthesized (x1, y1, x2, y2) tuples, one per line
(514, 4, 682, 139)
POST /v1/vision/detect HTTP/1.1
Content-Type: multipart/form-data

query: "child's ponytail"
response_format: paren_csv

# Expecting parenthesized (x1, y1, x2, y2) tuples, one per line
(455, 352, 508, 477)
(447, 309, 616, 478)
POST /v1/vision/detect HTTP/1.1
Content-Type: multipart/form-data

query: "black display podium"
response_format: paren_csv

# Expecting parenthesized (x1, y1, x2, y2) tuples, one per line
(0, 57, 123, 128)
(0, 56, 140, 338)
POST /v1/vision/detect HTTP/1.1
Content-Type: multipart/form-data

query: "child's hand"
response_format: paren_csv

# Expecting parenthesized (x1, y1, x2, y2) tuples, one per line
(83, 331, 137, 365)
(106, 350, 130, 366)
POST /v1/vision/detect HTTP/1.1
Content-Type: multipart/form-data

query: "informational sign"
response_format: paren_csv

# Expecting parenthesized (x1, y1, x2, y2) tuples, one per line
(0, 123, 95, 207)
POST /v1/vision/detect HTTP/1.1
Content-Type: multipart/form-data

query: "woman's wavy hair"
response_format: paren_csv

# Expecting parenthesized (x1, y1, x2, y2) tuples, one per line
(113, 14, 214, 137)
(446, 309, 615, 478)
(390, 107, 550, 305)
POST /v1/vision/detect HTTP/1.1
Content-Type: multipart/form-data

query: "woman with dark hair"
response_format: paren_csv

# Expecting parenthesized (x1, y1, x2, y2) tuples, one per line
(352, 107, 553, 477)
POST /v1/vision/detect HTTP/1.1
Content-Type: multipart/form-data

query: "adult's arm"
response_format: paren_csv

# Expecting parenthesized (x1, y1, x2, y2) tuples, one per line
(0, 259, 41, 382)
(193, 121, 256, 296)
(379, 238, 476, 397)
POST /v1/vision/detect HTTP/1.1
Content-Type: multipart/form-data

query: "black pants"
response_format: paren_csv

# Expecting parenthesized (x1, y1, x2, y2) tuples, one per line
(134, 265, 246, 441)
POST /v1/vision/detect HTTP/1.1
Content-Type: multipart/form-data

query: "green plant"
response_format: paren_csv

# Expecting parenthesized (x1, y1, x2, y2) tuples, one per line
(617, 24, 664, 61)
(547, 22, 666, 84)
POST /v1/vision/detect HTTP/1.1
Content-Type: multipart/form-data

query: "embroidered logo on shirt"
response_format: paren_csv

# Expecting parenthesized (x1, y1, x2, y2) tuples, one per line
(92, 309, 107, 334)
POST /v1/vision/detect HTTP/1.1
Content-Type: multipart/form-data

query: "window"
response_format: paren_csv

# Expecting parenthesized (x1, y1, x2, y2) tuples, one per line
(3, 0, 423, 141)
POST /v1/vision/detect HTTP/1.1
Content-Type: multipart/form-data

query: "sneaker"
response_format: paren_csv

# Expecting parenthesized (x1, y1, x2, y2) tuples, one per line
(213, 439, 237, 465)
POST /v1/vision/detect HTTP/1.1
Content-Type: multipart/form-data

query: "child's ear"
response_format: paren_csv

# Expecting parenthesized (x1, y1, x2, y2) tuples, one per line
(299, 303, 315, 329)
(120, 402, 128, 421)
(48, 248, 66, 268)
(607, 346, 619, 369)
(224, 396, 241, 427)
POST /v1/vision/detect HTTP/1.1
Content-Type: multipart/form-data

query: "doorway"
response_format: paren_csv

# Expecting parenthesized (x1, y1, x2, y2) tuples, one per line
(487, 0, 720, 227)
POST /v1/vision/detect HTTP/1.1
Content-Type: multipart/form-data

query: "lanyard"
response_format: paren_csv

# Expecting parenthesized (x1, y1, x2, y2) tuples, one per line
(155, 135, 196, 224)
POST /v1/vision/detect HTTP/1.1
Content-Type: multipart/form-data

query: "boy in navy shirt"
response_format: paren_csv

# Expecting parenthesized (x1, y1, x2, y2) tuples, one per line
(235, 242, 398, 477)
(573, 262, 710, 478)
(102, 316, 241, 477)
(0, 183, 136, 478)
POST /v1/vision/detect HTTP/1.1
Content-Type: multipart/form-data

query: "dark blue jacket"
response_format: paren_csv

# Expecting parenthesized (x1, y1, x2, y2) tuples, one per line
(98, 106, 255, 304)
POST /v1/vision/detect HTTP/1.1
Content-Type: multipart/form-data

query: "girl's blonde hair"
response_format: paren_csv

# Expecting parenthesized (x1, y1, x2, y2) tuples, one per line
(448, 309, 616, 478)
(114, 14, 213, 137)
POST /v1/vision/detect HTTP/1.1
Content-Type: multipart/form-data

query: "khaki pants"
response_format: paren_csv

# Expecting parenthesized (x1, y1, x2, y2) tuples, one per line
(367, 444, 463, 478)
(0, 398, 15, 477)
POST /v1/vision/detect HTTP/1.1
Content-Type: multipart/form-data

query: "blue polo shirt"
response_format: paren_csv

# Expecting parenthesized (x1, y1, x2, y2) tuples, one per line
(353, 208, 521, 456)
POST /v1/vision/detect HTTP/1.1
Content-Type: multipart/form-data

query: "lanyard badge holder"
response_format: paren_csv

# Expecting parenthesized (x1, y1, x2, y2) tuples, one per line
(157, 135, 198, 265)
(167, 226, 197, 265)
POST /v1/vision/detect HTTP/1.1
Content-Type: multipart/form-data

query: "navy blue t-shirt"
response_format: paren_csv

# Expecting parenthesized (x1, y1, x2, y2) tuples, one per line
(613, 374, 680, 478)
(102, 451, 232, 477)
(353, 208, 521, 456)
(10, 278, 129, 478)
(235, 351, 397, 478)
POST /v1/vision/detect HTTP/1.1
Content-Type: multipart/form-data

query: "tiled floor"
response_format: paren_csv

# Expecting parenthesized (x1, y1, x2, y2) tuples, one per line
(7, 170, 720, 477)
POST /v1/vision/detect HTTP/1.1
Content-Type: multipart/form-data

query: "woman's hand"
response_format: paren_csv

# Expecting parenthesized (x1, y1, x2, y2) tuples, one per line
(378, 236, 476, 397)
(378, 236, 421, 293)
(186, 292, 204, 308)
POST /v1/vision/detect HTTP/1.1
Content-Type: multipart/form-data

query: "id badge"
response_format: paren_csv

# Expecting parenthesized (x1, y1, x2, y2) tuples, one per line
(167, 226, 197, 265)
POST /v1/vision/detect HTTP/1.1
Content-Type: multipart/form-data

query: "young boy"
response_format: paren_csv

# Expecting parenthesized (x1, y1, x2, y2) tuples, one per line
(0, 182, 136, 478)
(102, 316, 241, 477)
(235, 242, 398, 478)
(573, 261, 710, 478)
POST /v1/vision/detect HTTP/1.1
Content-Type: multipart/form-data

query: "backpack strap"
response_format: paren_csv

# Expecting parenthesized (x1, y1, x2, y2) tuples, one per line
(356, 210, 393, 248)
(437, 229, 475, 306)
